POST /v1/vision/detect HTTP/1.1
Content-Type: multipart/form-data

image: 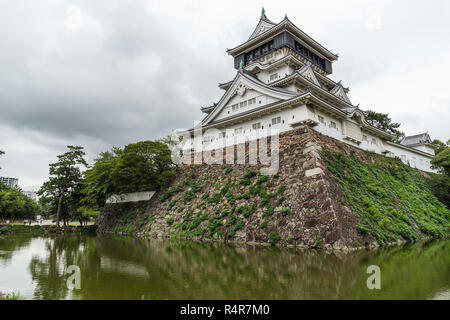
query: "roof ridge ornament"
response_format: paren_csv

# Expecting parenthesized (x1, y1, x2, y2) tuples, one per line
(261, 7, 266, 19)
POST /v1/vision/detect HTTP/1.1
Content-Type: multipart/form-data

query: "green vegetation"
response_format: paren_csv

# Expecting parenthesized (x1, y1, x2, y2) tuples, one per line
(323, 149, 449, 244)
(84, 140, 175, 208)
(280, 209, 291, 216)
(1, 146, 42, 222)
(256, 175, 269, 185)
(2, 291, 25, 300)
(314, 235, 323, 249)
(228, 220, 245, 238)
(268, 232, 281, 246)
(429, 143, 450, 207)
(38, 146, 88, 226)
(0, 183, 41, 222)
(364, 110, 404, 142)
(148, 167, 291, 243)
(432, 139, 449, 156)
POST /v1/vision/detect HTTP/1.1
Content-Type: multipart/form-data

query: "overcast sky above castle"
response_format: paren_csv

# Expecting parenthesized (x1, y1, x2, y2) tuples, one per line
(0, 0, 449, 190)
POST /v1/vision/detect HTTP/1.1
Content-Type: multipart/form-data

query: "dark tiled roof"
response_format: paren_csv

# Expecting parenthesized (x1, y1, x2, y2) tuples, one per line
(400, 133, 431, 146)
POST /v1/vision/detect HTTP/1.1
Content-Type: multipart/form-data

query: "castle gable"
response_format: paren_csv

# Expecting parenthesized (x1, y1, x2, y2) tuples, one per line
(248, 17, 277, 40)
(201, 71, 297, 126)
(298, 64, 321, 87)
(330, 82, 352, 104)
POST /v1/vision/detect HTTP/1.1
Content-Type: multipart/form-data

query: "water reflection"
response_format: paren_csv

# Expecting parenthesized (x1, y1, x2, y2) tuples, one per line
(0, 234, 448, 300)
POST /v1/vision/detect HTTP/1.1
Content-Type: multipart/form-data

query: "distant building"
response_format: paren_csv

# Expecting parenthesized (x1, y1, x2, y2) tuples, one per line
(0, 176, 19, 188)
(22, 190, 37, 201)
(401, 133, 436, 155)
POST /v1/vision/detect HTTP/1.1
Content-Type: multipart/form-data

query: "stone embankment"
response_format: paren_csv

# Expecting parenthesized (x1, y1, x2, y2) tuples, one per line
(97, 126, 449, 250)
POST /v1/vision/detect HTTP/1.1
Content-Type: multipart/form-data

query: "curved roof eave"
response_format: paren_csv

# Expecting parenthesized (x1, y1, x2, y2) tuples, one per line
(227, 18, 338, 61)
(271, 72, 355, 109)
(199, 70, 299, 127)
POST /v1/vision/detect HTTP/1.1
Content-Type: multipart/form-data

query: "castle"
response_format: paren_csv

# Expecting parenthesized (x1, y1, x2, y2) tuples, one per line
(186, 9, 436, 172)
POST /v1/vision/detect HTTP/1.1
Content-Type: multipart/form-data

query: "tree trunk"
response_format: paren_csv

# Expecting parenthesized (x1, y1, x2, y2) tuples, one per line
(56, 192, 63, 227)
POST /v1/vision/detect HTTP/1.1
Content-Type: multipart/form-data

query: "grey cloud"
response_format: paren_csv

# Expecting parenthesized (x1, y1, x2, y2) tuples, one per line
(0, 0, 449, 189)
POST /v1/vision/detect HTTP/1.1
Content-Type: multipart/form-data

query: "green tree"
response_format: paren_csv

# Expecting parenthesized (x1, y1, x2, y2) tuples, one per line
(0, 183, 40, 221)
(431, 147, 450, 176)
(123, 141, 174, 188)
(364, 110, 404, 142)
(432, 139, 449, 155)
(82, 148, 122, 209)
(428, 174, 450, 208)
(82, 140, 174, 208)
(38, 146, 87, 226)
(429, 146, 450, 207)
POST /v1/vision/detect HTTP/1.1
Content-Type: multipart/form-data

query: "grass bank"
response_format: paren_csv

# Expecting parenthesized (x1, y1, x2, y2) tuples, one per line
(323, 149, 449, 245)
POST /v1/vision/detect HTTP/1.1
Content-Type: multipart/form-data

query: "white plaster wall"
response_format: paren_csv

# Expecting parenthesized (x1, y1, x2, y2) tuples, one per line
(257, 65, 294, 84)
(314, 111, 343, 141)
(192, 107, 435, 172)
(215, 91, 281, 122)
(384, 143, 434, 172)
(411, 145, 435, 156)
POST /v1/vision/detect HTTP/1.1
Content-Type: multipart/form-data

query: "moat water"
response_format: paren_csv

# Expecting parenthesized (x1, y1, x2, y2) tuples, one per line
(0, 234, 448, 300)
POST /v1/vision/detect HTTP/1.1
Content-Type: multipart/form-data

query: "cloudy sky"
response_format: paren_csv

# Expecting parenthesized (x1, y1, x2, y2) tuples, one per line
(0, 0, 449, 190)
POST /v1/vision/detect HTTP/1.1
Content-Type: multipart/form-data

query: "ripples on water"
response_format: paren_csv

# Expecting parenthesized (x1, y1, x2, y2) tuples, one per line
(0, 234, 448, 300)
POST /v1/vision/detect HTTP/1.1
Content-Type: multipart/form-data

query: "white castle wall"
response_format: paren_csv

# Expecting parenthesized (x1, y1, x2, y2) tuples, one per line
(191, 104, 435, 172)
(215, 90, 280, 122)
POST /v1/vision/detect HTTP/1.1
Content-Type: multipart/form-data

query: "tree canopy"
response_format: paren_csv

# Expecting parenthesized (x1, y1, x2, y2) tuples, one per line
(38, 146, 87, 226)
(431, 147, 450, 176)
(429, 141, 450, 207)
(82, 140, 174, 208)
(364, 110, 405, 142)
(0, 183, 40, 221)
(432, 139, 449, 155)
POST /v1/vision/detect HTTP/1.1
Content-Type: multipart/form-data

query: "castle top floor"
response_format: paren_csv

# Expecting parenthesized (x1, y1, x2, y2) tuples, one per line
(227, 9, 338, 75)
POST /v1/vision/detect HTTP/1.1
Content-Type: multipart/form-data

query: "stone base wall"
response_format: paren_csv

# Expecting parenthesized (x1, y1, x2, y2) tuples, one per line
(98, 127, 380, 250)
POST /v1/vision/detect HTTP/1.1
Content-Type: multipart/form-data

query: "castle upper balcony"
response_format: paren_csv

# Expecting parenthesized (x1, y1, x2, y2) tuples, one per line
(227, 11, 338, 76)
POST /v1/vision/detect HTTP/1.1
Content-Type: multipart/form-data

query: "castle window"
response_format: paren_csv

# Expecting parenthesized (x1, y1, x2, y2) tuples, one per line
(318, 115, 324, 123)
(234, 128, 243, 135)
(371, 138, 377, 145)
(330, 121, 337, 129)
(270, 73, 278, 81)
(248, 98, 256, 105)
(363, 135, 368, 142)
(272, 117, 281, 125)
(240, 101, 247, 108)
(231, 104, 239, 111)
(252, 122, 261, 130)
